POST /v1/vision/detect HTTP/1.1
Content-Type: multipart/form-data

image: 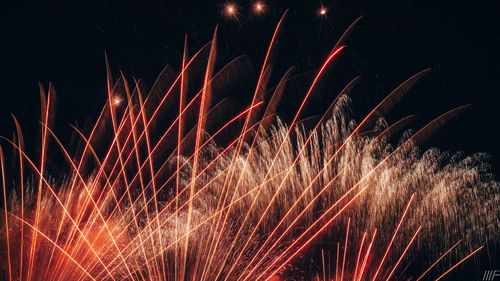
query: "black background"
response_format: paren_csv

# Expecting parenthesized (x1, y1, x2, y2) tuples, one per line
(1, 0, 499, 151)
(1, 0, 499, 171)
(1, 0, 499, 279)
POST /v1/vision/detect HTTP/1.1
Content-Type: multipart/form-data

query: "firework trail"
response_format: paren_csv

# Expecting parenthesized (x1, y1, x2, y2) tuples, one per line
(1, 16, 499, 281)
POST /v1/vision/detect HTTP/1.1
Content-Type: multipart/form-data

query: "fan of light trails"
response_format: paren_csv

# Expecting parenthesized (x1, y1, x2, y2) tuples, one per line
(0, 15, 498, 281)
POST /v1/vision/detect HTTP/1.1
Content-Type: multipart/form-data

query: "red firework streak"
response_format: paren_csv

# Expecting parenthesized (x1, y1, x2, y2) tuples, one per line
(0, 11, 492, 281)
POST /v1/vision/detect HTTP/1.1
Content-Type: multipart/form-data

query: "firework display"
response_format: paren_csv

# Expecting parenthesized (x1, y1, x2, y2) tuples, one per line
(1, 12, 499, 281)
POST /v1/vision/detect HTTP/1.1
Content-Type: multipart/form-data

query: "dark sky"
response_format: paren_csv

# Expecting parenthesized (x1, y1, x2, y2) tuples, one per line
(1, 0, 499, 173)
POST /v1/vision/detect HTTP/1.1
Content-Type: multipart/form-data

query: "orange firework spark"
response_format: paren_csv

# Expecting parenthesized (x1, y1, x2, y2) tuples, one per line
(223, 3, 238, 19)
(1, 13, 499, 281)
(253, 2, 266, 15)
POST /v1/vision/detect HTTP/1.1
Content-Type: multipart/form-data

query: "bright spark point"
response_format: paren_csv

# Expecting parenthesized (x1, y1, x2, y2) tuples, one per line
(113, 97, 121, 105)
(224, 3, 237, 17)
(253, 2, 265, 14)
(319, 8, 327, 15)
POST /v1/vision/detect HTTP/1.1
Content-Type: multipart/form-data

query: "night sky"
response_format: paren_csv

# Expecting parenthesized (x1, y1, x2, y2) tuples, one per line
(0, 0, 499, 278)
(1, 0, 499, 166)
(1, 0, 499, 174)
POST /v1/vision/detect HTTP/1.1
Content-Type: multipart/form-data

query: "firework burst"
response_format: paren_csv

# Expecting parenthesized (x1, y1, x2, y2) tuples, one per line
(1, 15, 499, 281)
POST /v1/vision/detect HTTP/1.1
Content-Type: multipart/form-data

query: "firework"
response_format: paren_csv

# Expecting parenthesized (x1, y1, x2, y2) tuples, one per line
(253, 2, 266, 15)
(1, 15, 499, 281)
(223, 3, 238, 19)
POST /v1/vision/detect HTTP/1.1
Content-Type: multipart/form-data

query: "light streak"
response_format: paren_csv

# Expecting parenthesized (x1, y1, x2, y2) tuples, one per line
(0, 12, 496, 281)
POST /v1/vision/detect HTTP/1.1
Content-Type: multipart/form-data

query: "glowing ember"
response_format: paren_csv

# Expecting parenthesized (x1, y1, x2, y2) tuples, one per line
(319, 7, 327, 15)
(254, 2, 265, 14)
(224, 3, 237, 17)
